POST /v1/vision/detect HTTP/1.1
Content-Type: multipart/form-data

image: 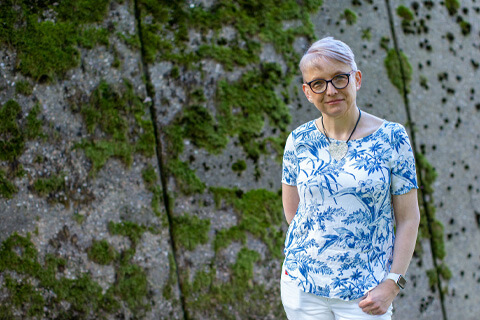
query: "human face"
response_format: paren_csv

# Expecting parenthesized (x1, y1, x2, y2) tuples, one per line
(302, 59, 362, 119)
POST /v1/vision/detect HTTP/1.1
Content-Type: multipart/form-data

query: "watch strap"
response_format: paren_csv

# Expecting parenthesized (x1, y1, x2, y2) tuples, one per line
(386, 273, 406, 289)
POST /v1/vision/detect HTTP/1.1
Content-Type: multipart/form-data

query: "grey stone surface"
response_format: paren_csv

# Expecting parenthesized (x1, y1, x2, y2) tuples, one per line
(392, 1, 480, 319)
(0, 1, 181, 318)
(2, 0, 479, 319)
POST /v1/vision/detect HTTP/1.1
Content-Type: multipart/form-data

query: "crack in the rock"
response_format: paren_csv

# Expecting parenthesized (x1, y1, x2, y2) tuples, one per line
(384, 1, 448, 319)
(132, 1, 189, 319)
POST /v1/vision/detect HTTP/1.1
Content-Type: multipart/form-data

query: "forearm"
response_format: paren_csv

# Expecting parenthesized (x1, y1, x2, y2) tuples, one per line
(359, 216, 419, 314)
(390, 217, 419, 275)
(282, 184, 299, 224)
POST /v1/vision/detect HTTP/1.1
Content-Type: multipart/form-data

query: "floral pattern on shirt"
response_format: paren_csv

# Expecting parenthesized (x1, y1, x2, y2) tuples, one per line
(281, 119, 418, 300)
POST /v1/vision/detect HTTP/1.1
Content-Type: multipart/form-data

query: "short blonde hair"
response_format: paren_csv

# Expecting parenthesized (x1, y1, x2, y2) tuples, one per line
(299, 37, 357, 77)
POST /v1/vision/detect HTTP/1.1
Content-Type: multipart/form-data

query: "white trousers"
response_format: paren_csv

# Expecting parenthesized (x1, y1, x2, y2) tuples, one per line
(281, 270, 393, 320)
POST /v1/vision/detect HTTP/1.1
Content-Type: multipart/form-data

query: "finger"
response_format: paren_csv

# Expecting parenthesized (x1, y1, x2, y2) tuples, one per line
(358, 298, 373, 308)
(364, 307, 380, 316)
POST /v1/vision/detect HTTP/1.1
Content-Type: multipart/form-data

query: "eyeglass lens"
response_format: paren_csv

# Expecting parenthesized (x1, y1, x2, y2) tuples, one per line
(310, 74, 350, 93)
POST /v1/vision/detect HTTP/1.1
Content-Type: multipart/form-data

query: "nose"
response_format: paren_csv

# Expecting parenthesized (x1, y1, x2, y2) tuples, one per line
(325, 81, 338, 95)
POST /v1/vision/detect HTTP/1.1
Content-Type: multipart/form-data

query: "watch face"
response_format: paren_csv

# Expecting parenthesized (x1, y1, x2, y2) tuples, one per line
(398, 275, 406, 289)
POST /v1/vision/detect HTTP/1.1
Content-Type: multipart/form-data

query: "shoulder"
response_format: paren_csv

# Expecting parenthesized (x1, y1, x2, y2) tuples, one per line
(291, 119, 316, 135)
(362, 112, 385, 129)
(383, 121, 409, 139)
(355, 111, 386, 140)
(384, 120, 407, 131)
(360, 110, 408, 137)
(289, 119, 317, 141)
(382, 121, 414, 153)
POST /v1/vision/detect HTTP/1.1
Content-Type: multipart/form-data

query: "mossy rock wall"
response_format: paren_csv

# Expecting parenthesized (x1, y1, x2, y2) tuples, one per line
(1, 0, 479, 319)
(0, 1, 180, 319)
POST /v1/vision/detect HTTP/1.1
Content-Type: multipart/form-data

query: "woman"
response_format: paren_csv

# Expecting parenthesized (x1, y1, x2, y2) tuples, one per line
(281, 37, 420, 319)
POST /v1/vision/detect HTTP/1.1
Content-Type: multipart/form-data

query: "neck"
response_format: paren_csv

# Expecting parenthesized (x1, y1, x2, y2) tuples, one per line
(321, 106, 360, 140)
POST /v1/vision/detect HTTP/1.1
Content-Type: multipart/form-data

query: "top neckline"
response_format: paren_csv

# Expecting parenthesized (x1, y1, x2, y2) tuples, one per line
(313, 118, 387, 143)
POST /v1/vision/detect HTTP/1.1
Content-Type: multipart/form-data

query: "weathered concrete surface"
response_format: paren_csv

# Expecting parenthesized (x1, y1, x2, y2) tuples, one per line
(1, 0, 479, 319)
(0, 1, 181, 318)
(391, 1, 480, 319)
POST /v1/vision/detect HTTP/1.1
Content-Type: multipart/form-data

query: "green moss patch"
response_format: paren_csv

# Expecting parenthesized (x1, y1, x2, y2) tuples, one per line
(114, 263, 149, 313)
(32, 172, 67, 202)
(341, 9, 358, 25)
(415, 152, 451, 290)
(108, 220, 148, 247)
(139, 0, 321, 190)
(15, 80, 34, 96)
(210, 187, 284, 258)
(231, 160, 246, 173)
(0, 169, 19, 199)
(384, 49, 412, 94)
(216, 63, 291, 160)
(396, 5, 414, 21)
(0, 100, 43, 198)
(180, 105, 228, 154)
(0, 0, 111, 81)
(55, 0, 110, 24)
(458, 19, 471, 36)
(139, 0, 322, 72)
(197, 44, 260, 71)
(172, 214, 210, 251)
(1, 100, 26, 162)
(0, 233, 120, 317)
(88, 239, 118, 265)
(141, 164, 157, 188)
(396, 5, 415, 34)
(184, 247, 281, 319)
(75, 80, 155, 175)
(162, 253, 178, 301)
(361, 28, 372, 40)
(444, 0, 460, 15)
(4, 274, 45, 316)
(164, 62, 291, 194)
(166, 159, 206, 195)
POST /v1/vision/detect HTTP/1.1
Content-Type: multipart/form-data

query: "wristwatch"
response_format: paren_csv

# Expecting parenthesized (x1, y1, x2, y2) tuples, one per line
(386, 273, 406, 289)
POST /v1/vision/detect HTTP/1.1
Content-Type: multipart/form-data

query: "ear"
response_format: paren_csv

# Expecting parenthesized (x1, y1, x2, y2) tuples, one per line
(302, 83, 313, 103)
(354, 70, 362, 90)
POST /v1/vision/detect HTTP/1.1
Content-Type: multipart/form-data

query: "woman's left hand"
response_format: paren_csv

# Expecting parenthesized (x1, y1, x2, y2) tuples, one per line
(358, 280, 400, 315)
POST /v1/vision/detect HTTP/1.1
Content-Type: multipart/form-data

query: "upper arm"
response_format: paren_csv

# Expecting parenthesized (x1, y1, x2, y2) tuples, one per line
(282, 183, 299, 224)
(281, 132, 299, 224)
(392, 189, 420, 224)
(390, 124, 418, 195)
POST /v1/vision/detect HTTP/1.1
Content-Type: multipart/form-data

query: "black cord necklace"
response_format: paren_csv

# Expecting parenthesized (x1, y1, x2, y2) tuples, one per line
(321, 108, 362, 161)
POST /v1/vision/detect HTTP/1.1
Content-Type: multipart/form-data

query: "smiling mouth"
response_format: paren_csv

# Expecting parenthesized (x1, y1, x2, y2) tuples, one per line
(326, 99, 343, 104)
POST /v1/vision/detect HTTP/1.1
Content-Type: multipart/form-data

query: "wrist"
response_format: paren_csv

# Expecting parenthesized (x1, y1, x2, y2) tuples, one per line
(385, 273, 406, 290)
(385, 278, 401, 294)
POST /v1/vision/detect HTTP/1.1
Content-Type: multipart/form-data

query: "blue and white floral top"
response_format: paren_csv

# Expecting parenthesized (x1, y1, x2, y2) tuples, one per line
(281, 118, 418, 300)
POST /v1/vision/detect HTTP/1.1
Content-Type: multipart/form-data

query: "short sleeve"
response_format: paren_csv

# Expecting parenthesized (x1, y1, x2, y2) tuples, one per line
(390, 125, 419, 195)
(282, 132, 299, 186)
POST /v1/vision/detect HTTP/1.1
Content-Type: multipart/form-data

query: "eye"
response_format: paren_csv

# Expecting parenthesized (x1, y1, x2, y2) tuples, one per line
(333, 74, 348, 82)
(332, 74, 349, 87)
(311, 79, 326, 90)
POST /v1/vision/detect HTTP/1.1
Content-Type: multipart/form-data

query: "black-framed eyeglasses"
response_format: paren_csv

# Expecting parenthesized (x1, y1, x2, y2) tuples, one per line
(305, 70, 355, 94)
